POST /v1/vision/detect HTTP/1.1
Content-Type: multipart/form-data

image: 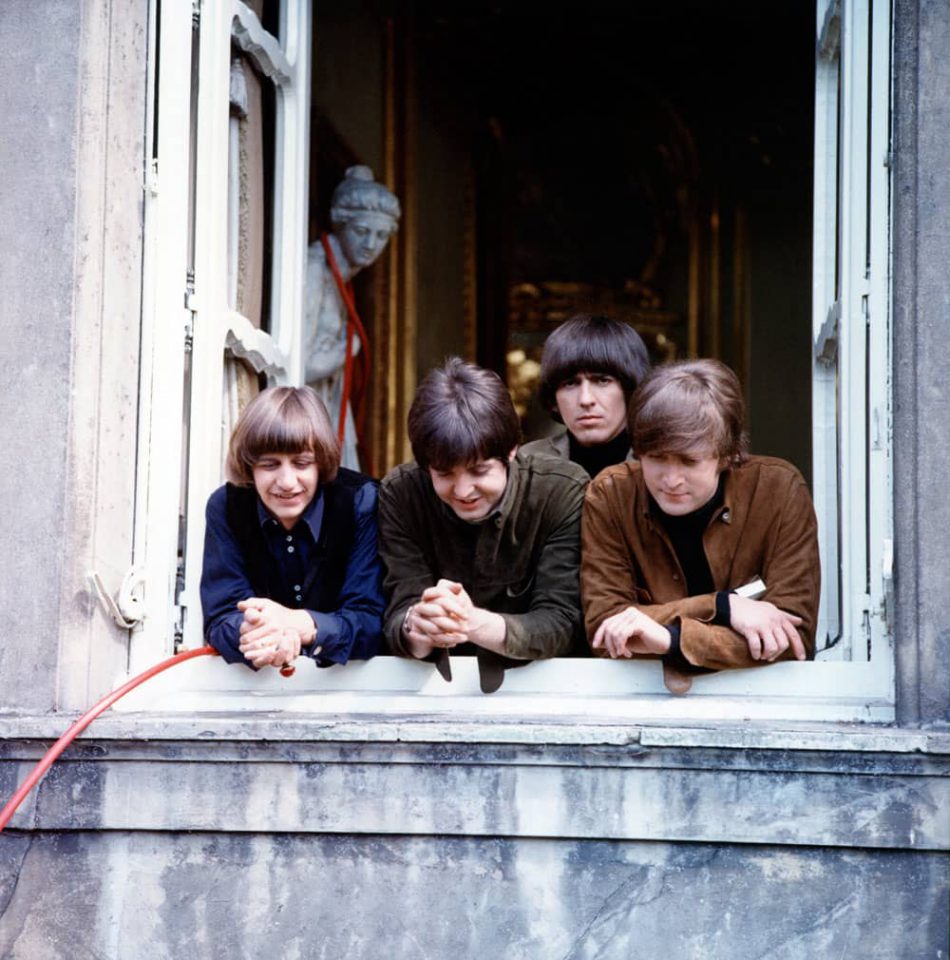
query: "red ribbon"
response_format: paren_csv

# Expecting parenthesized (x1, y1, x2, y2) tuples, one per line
(320, 233, 372, 460)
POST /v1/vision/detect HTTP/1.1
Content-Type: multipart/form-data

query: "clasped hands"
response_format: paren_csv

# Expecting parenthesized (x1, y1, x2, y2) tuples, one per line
(237, 597, 317, 669)
(404, 579, 479, 658)
(593, 595, 806, 662)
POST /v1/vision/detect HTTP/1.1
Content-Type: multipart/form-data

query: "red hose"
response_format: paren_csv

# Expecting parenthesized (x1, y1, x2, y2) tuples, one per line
(0, 645, 219, 832)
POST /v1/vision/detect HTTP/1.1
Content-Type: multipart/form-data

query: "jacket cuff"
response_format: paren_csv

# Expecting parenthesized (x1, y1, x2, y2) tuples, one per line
(500, 613, 574, 660)
(661, 623, 692, 671)
(308, 611, 342, 666)
(207, 612, 251, 666)
(713, 591, 733, 627)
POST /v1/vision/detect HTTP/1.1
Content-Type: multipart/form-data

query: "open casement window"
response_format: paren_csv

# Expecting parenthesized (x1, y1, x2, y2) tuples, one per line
(128, 0, 896, 725)
(132, 0, 311, 672)
(811, 0, 893, 687)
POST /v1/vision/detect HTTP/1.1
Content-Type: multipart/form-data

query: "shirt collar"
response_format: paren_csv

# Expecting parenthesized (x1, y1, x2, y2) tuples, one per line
(256, 487, 325, 541)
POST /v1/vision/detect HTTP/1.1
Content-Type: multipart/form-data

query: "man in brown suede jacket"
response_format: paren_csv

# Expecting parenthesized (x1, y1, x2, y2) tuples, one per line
(582, 359, 819, 694)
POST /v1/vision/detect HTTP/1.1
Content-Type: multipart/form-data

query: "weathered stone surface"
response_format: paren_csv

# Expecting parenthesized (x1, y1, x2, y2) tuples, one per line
(0, 832, 946, 959)
(893, 0, 950, 726)
(0, 1, 80, 712)
(1, 735, 947, 851)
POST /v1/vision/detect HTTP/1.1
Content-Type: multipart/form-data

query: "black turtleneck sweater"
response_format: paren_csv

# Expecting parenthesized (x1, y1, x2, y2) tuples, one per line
(568, 428, 631, 479)
(650, 474, 731, 671)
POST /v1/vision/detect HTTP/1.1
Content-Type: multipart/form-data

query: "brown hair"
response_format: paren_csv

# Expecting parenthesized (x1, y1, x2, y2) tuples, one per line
(408, 357, 521, 471)
(226, 386, 341, 486)
(629, 359, 748, 465)
(538, 313, 651, 416)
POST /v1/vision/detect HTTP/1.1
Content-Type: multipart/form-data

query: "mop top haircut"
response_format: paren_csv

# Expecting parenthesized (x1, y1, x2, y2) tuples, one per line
(408, 357, 521, 472)
(537, 313, 651, 417)
(629, 359, 748, 466)
(226, 386, 341, 486)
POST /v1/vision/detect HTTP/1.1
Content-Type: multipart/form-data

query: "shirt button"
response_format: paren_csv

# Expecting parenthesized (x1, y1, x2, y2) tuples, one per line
(293, 585, 302, 592)
(295, 594, 303, 602)
(287, 545, 295, 554)
(286, 535, 293, 542)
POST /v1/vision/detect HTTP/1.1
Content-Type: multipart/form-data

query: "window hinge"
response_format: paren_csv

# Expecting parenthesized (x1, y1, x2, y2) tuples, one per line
(173, 596, 186, 652)
(817, 0, 840, 62)
(89, 567, 146, 630)
(184, 273, 196, 352)
(881, 538, 894, 633)
(815, 300, 839, 366)
(871, 404, 885, 450)
(146, 158, 159, 197)
(173, 514, 188, 652)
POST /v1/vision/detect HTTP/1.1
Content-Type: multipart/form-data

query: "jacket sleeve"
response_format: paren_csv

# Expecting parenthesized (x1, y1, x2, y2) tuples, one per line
(499, 480, 585, 660)
(582, 469, 820, 670)
(580, 477, 711, 649)
(676, 473, 820, 670)
(377, 474, 438, 656)
(200, 489, 256, 665)
(307, 481, 384, 666)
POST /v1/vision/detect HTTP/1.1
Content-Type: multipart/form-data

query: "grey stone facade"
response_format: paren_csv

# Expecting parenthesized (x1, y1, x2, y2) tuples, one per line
(0, 1, 947, 958)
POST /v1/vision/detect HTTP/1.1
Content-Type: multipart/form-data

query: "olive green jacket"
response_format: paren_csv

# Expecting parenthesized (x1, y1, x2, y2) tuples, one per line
(520, 427, 634, 471)
(582, 455, 820, 672)
(379, 453, 589, 691)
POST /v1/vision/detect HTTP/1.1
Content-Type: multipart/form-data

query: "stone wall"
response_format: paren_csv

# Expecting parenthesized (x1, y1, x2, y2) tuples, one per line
(0, 2, 948, 959)
(0, 726, 947, 958)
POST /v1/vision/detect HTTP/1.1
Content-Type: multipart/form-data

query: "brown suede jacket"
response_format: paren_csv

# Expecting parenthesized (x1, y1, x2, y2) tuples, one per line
(581, 456, 820, 671)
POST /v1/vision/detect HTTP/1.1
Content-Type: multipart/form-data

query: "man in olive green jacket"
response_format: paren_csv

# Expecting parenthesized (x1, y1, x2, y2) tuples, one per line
(582, 359, 819, 693)
(380, 358, 588, 693)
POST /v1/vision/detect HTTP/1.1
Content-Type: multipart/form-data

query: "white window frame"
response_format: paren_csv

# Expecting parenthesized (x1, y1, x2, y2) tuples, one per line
(125, 0, 895, 725)
(131, 0, 311, 674)
(811, 0, 893, 694)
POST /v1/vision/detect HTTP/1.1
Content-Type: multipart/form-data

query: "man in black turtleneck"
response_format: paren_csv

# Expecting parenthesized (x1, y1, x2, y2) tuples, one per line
(520, 314, 650, 478)
(582, 359, 819, 694)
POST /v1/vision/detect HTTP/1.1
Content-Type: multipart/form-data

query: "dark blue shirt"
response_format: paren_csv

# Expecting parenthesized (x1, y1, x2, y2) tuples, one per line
(200, 480, 384, 667)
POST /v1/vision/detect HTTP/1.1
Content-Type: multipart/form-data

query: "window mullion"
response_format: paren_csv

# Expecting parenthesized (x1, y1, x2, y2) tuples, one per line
(130, 0, 199, 673)
(812, 0, 843, 657)
(837, 0, 872, 661)
(865, 0, 895, 674)
(179, 1, 241, 649)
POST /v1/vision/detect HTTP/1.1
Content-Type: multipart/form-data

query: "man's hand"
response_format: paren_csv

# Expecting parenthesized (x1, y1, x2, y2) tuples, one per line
(592, 606, 672, 658)
(239, 627, 302, 669)
(403, 579, 508, 657)
(237, 598, 315, 669)
(403, 579, 470, 655)
(728, 595, 805, 661)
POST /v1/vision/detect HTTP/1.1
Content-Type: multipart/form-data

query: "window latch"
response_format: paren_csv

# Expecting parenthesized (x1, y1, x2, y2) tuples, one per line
(89, 567, 146, 630)
(815, 300, 840, 366)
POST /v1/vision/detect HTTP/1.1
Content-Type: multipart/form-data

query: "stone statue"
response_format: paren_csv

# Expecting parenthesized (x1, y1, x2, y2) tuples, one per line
(304, 166, 401, 469)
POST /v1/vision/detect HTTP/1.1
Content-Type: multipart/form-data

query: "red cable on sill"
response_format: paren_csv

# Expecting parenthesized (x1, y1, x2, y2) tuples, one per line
(0, 645, 224, 833)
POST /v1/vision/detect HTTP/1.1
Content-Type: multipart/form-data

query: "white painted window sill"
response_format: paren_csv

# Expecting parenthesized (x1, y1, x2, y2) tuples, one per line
(101, 653, 897, 725)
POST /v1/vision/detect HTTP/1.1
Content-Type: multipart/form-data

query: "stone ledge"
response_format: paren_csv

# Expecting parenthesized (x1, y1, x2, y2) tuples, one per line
(0, 711, 945, 753)
(0, 723, 947, 850)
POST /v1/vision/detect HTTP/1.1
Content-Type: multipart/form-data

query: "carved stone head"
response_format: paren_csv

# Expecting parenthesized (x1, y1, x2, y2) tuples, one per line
(330, 166, 401, 270)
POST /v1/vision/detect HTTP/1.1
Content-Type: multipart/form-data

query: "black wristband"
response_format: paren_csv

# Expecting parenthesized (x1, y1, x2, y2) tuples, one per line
(661, 623, 693, 671)
(713, 591, 733, 627)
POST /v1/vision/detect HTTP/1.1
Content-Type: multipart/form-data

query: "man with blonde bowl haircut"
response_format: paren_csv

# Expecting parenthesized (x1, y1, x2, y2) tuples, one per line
(581, 359, 820, 694)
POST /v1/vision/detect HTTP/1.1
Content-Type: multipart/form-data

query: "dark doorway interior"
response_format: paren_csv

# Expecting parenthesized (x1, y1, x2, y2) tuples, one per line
(412, 0, 815, 472)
